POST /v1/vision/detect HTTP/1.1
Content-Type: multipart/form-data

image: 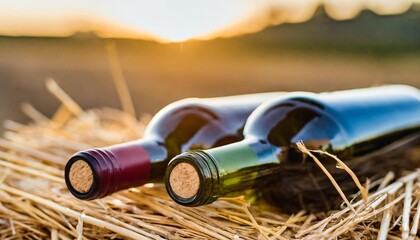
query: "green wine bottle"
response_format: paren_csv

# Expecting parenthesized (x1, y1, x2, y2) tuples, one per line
(165, 85, 420, 212)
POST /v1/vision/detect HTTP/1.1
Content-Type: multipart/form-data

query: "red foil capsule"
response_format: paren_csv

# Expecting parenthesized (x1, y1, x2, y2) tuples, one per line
(65, 141, 151, 200)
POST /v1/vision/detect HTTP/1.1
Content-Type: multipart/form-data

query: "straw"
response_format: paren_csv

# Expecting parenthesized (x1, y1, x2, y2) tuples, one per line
(0, 81, 419, 239)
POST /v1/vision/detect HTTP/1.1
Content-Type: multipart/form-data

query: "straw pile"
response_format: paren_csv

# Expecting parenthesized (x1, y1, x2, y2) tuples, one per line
(0, 80, 419, 240)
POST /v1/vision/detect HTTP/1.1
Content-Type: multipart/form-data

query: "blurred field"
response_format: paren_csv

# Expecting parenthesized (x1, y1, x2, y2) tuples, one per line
(0, 9, 419, 131)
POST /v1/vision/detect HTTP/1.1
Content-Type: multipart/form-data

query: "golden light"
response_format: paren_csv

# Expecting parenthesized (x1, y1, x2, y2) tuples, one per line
(0, 0, 418, 43)
(324, 0, 364, 20)
(86, 1, 273, 43)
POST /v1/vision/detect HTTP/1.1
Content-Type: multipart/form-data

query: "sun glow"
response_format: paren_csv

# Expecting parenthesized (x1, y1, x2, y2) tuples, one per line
(98, 1, 267, 42)
(0, 0, 418, 43)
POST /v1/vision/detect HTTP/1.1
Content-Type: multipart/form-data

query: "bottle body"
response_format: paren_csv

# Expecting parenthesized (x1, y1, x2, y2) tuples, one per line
(165, 85, 420, 212)
(65, 92, 282, 200)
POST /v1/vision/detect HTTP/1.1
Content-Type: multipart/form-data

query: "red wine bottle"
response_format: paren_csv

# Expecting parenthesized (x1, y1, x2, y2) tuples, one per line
(64, 93, 282, 200)
(165, 85, 420, 212)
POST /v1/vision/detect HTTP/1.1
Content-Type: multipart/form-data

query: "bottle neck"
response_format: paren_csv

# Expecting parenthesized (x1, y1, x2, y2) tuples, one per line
(165, 138, 281, 206)
(65, 138, 167, 200)
(141, 139, 170, 182)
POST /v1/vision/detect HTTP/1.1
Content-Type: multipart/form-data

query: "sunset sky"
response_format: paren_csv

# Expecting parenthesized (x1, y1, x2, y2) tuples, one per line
(0, 0, 418, 42)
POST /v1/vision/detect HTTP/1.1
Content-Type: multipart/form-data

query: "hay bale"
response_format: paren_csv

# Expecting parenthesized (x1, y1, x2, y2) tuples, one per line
(0, 92, 419, 239)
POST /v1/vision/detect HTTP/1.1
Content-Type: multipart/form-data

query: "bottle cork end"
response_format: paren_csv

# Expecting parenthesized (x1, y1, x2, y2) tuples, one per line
(69, 159, 94, 194)
(169, 162, 200, 199)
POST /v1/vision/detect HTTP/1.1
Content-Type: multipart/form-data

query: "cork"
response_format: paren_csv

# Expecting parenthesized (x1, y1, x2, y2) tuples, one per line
(169, 162, 200, 199)
(69, 159, 93, 193)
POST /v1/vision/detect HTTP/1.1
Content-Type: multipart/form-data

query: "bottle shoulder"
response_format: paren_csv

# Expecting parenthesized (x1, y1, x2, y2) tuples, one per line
(243, 93, 347, 151)
(144, 99, 219, 139)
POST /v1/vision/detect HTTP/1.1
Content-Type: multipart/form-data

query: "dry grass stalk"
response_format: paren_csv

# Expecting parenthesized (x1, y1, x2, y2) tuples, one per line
(20, 103, 50, 123)
(377, 193, 395, 240)
(409, 198, 420, 239)
(106, 40, 136, 117)
(0, 83, 419, 239)
(45, 78, 83, 117)
(296, 142, 356, 213)
(308, 148, 369, 203)
(402, 179, 413, 239)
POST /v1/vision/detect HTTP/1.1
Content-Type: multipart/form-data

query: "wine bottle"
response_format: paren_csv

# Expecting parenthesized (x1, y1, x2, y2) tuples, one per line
(64, 92, 282, 200)
(165, 85, 420, 212)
